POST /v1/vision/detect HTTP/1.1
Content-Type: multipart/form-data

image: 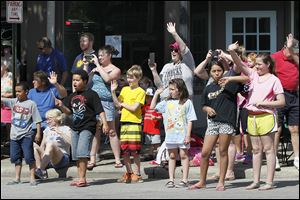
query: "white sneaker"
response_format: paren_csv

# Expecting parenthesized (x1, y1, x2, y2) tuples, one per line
(294, 157, 299, 170)
(275, 157, 281, 171)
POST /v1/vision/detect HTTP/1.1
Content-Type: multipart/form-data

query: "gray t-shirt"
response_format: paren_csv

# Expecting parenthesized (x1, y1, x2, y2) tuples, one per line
(2, 98, 42, 140)
(159, 47, 195, 100)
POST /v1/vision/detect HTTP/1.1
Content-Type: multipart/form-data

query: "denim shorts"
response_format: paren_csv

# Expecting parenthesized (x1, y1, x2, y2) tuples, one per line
(10, 136, 35, 165)
(101, 100, 115, 121)
(48, 154, 69, 169)
(277, 91, 299, 126)
(71, 130, 93, 160)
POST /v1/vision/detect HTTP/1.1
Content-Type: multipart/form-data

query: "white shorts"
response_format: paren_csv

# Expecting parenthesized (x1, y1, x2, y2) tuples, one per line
(166, 143, 190, 150)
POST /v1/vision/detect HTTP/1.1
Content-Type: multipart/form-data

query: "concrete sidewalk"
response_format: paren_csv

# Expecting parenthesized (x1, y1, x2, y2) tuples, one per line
(1, 148, 299, 181)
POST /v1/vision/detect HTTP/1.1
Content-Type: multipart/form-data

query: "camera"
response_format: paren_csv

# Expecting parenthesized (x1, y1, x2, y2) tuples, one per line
(211, 50, 220, 60)
(84, 54, 94, 62)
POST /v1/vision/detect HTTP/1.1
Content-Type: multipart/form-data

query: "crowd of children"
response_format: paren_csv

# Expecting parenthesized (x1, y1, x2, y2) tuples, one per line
(1, 24, 298, 192)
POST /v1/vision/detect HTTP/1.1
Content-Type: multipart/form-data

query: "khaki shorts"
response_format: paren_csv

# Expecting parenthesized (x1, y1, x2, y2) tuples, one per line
(247, 112, 277, 136)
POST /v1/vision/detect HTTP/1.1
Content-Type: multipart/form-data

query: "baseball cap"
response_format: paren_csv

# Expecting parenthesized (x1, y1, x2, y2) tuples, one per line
(146, 88, 154, 96)
(169, 42, 180, 50)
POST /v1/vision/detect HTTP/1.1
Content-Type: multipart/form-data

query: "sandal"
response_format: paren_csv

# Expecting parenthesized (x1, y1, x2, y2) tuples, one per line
(7, 180, 21, 185)
(245, 182, 260, 190)
(114, 162, 123, 168)
(188, 183, 206, 190)
(176, 181, 189, 188)
(258, 182, 274, 191)
(165, 180, 175, 188)
(87, 162, 96, 171)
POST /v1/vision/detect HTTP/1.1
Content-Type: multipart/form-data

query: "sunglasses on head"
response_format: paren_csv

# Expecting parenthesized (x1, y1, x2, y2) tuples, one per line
(170, 48, 179, 53)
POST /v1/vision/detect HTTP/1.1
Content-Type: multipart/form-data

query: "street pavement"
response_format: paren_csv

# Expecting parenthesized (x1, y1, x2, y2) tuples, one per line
(1, 145, 299, 199)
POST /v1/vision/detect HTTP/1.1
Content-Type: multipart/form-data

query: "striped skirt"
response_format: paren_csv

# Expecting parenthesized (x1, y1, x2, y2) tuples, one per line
(120, 123, 142, 156)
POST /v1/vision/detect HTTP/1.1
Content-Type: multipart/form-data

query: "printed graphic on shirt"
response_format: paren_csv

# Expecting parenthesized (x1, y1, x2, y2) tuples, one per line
(166, 102, 185, 133)
(161, 65, 182, 88)
(71, 95, 87, 121)
(76, 60, 83, 69)
(208, 86, 225, 100)
(12, 105, 30, 129)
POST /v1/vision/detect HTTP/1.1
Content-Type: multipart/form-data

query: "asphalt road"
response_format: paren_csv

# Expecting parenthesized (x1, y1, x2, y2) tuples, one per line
(1, 177, 299, 199)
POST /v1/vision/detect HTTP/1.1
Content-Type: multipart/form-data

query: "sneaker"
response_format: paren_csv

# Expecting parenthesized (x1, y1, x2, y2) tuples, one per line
(235, 152, 245, 162)
(131, 173, 143, 183)
(275, 157, 281, 171)
(243, 154, 252, 164)
(35, 168, 48, 180)
(117, 172, 131, 183)
(175, 181, 189, 188)
(294, 157, 299, 170)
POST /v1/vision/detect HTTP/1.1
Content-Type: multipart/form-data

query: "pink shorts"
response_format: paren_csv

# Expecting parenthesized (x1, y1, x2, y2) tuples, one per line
(1, 107, 12, 123)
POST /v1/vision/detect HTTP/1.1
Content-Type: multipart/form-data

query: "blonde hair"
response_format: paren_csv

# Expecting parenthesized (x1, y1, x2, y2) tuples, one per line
(126, 65, 143, 80)
(247, 52, 257, 63)
(45, 108, 64, 125)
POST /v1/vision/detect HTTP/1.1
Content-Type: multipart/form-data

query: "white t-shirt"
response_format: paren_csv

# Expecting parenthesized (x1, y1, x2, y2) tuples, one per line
(159, 47, 195, 100)
(43, 125, 71, 155)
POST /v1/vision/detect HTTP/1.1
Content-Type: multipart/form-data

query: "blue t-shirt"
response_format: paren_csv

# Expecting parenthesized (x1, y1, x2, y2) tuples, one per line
(28, 85, 60, 125)
(36, 49, 67, 83)
(71, 51, 96, 73)
(156, 99, 197, 144)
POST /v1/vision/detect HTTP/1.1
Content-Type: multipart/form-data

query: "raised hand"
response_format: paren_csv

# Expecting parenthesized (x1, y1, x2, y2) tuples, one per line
(167, 22, 176, 35)
(228, 41, 239, 51)
(48, 71, 58, 85)
(148, 59, 157, 71)
(286, 33, 294, 49)
(155, 87, 164, 95)
(111, 80, 118, 92)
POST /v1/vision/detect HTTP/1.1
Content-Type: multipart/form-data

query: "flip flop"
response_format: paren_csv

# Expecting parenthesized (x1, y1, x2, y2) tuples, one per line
(70, 181, 79, 186)
(114, 162, 123, 168)
(76, 181, 89, 187)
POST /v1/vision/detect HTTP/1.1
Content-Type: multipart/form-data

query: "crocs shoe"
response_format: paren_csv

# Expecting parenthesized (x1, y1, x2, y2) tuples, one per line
(117, 172, 131, 183)
(131, 173, 143, 183)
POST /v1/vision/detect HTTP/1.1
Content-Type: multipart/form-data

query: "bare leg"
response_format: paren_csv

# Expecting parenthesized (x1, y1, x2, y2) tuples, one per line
(40, 142, 64, 169)
(217, 134, 232, 188)
(78, 158, 88, 182)
(168, 149, 178, 182)
(179, 148, 189, 183)
(226, 141, 236, 179)
(289, 125, 299, 158)
(29, 163, 36, 183)
(133, 153, 141, 175)
(260, 132, 275, 184)
(196, 135, 219, 187)
(108, 121, 121, 164)
(15, 164, 22, 181)
(249, 136, 263, 184)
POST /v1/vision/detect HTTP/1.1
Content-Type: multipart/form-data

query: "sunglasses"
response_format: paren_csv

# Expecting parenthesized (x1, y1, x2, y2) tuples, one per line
(170, 48, 179, 53)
